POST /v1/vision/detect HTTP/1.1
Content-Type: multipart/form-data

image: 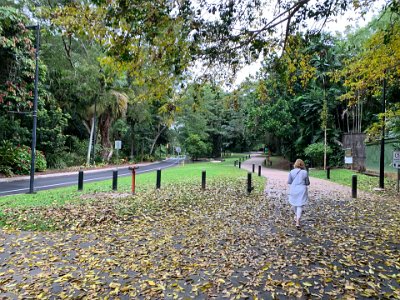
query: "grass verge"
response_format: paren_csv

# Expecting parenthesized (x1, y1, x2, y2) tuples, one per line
(309, 168, 398, 195)
(0, 154, 265, 230)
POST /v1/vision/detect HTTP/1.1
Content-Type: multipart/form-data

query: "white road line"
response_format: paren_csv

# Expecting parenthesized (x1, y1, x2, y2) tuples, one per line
(0, 187, 29, 194)
(0, 160, 181, 195)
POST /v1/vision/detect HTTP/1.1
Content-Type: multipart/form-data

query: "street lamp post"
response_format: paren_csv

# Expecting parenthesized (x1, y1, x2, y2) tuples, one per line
(91, 96, 97, 165)
(379, 74, 386, 189)
(27, 24, 40, 194)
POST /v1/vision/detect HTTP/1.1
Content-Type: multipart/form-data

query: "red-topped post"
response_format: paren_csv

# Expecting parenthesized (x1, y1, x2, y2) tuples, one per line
(129, 166, 139, 194)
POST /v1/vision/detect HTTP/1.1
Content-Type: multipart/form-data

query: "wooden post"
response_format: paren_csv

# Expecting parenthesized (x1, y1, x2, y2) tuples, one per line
(129, 166, 139, 194)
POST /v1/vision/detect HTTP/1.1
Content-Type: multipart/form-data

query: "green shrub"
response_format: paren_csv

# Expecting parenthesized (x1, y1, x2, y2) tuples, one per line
(13, 145, 31, 175)
(47, 151, 85, 169)
(46, 154, 68, 169)
(0, 165, 13, 177)
(0, 142, 47, 176)
(185, 134, 210, 160)
(35, 150, 47, 172)
(304, 142, 332, 168)
(328, 147, 344, 167)
(135, 154, 155, 162)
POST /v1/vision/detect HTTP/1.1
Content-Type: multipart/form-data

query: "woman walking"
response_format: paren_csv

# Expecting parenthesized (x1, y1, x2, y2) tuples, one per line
(288, 159, 310, 229)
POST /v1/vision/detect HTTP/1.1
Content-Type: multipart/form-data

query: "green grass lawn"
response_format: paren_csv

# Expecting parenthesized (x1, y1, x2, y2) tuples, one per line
(0, 154, 263, 209)
(309, 168, 398, 194)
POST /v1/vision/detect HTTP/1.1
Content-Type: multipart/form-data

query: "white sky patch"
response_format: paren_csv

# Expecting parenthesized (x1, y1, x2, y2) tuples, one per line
(233, 0, 386, 86)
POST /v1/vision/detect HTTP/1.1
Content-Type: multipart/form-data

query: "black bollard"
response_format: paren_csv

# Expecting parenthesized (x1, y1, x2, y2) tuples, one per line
(247, 172, 253, 194)
(289, 163, 294, 170)
(258, 165, 261, 176)
(112, 169, 118, 191)
(234, 160, 237, 167)
(202, 170, 206, 190)
(327, 167, 331, 180)
(156, 169, 161, 189)
(78, 169, 84, 191)
(239, 161, 241, 169)
(352, 175, 357, 198)
(252, 164, 255, 173)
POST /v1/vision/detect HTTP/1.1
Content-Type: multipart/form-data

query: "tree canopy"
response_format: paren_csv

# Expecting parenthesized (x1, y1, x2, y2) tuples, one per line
(0, 0, 399, 174)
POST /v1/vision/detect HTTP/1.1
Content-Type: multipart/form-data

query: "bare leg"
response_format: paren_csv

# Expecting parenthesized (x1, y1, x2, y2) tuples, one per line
(295, 206, 302, 227)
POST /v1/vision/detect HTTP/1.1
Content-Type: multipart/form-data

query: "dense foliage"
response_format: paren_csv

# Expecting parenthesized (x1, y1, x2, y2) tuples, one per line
(0, 1, 399, 174)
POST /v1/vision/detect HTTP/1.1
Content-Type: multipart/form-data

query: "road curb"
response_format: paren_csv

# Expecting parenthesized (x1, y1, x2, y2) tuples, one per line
(0, 161, 158, 183)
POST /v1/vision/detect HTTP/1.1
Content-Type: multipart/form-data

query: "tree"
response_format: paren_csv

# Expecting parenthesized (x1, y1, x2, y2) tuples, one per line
(185, 134, 210, 160)
(0, 6, 69, 167)
(97, 90, 129, 161)
(192, 0, 389, 78)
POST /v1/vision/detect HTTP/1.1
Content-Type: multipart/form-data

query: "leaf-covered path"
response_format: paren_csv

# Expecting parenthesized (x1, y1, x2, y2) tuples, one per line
(1, 156, 399, 299)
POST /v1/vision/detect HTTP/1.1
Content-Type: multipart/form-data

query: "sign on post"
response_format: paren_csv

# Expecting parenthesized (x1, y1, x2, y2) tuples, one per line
(393, 151, 400, 168)
(115, 140, 122, 150)
(344, 148, 353, 164)
(175, 146, 181, 155)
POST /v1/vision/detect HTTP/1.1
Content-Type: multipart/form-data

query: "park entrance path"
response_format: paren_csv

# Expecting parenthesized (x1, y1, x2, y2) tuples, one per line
(1, 155, 399, 299)
(241, 154, 353, 199)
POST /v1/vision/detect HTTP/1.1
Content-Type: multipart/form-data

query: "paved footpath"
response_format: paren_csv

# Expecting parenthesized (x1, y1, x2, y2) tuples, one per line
(241, 154, 353, 199)
(1, 154, 399, 299)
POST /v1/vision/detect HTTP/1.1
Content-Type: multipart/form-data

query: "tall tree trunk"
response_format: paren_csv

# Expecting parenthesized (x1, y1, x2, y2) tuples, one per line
(322, 83, 328, 171)
(360, 102, 363, 133)
(149, 125, 167, 155)
(98, 113, 113, 161)
(86, 117, 95, 165)
(324, 126, 327, 170)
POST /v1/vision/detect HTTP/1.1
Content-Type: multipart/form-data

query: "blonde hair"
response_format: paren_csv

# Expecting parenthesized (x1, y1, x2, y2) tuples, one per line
(294, 159, 306, 169)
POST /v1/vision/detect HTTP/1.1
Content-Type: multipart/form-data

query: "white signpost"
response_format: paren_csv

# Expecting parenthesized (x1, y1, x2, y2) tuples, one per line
(115, 140, 122, 162)
(175, 146, 181, 155)
(393, 151, 400, 168)
(344, 148, 353, 165)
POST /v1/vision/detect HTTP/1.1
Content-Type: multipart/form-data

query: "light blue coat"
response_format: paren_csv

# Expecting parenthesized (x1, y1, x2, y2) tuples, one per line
(288, 168, 310, 206)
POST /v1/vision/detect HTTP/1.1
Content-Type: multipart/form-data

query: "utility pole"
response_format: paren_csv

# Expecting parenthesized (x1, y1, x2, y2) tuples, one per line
(27, 24, 40, 194)
(379, 73, 386, 189)
(91, 96, 97, 165)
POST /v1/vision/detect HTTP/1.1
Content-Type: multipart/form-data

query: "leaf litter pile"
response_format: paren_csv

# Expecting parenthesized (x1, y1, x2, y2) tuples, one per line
(1, 177, 399, 299)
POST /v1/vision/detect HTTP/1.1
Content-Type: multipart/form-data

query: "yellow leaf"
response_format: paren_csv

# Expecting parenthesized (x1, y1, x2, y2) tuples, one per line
(148, 280, 156, 286)
(261, 263, 271, 271)
(109, 282, 121, 289)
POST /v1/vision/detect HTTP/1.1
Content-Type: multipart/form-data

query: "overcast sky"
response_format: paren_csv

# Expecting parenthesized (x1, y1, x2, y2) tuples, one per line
(233, 0, 385, 85)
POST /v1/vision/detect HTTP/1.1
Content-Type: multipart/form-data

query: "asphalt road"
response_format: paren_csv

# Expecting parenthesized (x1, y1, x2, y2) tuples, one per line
(0, 158, 184, 197)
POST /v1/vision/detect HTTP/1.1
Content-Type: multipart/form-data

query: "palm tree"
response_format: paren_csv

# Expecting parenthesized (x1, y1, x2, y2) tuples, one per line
(97, 90, 129, 161)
